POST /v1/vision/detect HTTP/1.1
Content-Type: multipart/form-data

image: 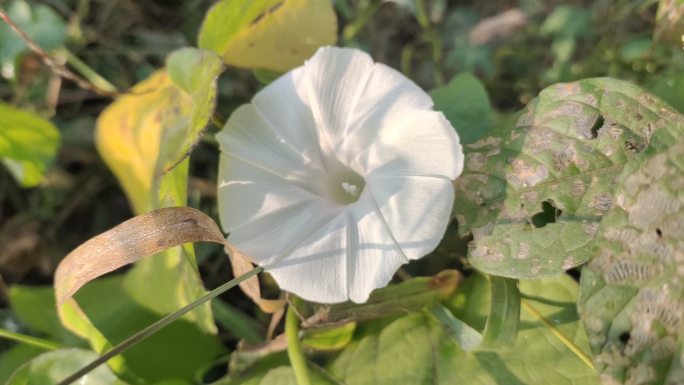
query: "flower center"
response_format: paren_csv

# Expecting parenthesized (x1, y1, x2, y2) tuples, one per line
(327, 167, 365, 205)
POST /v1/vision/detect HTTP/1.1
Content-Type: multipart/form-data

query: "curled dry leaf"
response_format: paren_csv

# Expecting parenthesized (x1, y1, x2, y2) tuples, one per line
(226, 244, 287, 313)
(54, 207, 227, 306)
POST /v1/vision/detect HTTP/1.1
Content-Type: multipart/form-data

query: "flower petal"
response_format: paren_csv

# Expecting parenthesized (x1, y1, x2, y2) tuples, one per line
(367, 175, 455, 260)
(217, 103, 330, 197)
(300, 47, 375, 157)
(265, 195, 407, 304)
(217, 154, 326, 233)
(250, 68, 323, 165)
(351, 110, 464, 179)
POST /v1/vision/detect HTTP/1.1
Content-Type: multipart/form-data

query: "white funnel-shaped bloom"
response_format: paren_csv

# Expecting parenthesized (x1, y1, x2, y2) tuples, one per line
(217, 47, 464, 304)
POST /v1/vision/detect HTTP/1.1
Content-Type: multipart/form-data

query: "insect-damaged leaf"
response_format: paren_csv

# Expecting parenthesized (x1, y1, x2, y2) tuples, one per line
(578, 135, 684, 385)
(454, 78, 684, 278)
(198, 0, 337, 72)
(54, 207, 227, 306)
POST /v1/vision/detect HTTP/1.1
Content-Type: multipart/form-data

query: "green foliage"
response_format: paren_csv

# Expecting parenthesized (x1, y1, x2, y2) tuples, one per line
(578, 134, 684, 385)
(0, 102, 59, 187)
(430, 72, 494, 145)
(325, 274, 598, 385)
(70, 276, 224, 383)
(7, 348, 125, 385)
(0, 0, 66, 79)
(454, 78, 684, 279)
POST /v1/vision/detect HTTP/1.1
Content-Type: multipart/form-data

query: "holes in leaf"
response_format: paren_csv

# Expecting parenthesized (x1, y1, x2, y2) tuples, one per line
(619, 332, 631, 344)
(625, 140, 644, 154)
(589, 115, 604, 139)
(531, 200, 562, 228)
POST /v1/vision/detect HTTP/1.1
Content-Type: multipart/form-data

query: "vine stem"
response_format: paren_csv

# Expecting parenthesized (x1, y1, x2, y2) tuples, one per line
(286, 296, 313, 385)
(56, 266, 264, 385)
(0, 328, 60, 351)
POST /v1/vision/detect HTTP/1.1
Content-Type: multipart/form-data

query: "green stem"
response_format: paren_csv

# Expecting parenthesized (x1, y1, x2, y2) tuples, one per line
(342, 0, 382, 42)
(0, 328, 60, 351)
(57, 266, 264, 385)
(286, 296, 312, 385)
(62, 49, 118, 93)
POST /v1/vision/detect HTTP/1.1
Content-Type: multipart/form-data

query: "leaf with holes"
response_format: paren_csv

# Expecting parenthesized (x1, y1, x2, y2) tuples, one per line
(454, 78, 684, 278)
(578, 135, 684, 385)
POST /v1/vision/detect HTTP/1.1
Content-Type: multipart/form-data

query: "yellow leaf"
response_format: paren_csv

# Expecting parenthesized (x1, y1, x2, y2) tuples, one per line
(95, 71, 192, 213)
(199, 0, 337, 72)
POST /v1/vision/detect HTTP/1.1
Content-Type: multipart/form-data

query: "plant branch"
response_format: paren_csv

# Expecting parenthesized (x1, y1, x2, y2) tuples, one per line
(56, 266, 264, 385)
(0, 8, 118, 97)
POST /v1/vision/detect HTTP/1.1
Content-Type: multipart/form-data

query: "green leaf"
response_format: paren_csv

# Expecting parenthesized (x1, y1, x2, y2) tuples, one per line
(454, 78, 684, 279)
(578, 135, 684, 384)
(198, 0, 337, 72)
(6, 348, 125, 385)
(328, 274, 599, 385)
(0, 345, 44, 384)
(480, 276, 520, 349)
(9, 285, 80, 345)
(429, 72, 494, 145)
(302, 322, 356, 351)
(66, 276, 225, 383)
(429, 305, 483, 351)
(0, 0, 67, 79)
(0, 102, 60, 187)
(217, 353, 335, 385)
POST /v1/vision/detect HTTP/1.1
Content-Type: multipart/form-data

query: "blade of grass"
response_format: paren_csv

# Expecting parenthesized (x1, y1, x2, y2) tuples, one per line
(0, 328, 60, 351)
(56, 266, 263, 385)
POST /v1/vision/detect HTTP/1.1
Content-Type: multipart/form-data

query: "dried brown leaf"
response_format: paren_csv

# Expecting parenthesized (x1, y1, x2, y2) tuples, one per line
(227, 244, 286, 313)
(55, 207, 227, 305)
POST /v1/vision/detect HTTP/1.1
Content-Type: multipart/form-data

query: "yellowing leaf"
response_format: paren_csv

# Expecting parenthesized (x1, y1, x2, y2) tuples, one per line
(198, 0, 337, 72)
(95, 71, 189, 213)
(55, 207, 227, 306)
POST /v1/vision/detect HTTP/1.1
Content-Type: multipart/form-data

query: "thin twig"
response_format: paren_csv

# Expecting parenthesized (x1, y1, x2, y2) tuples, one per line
(0, 8, 119, 97)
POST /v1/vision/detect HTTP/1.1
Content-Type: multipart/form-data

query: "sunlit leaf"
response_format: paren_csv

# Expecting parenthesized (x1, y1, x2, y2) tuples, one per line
(6, 348, 125, 385)
(95, 62, 222, 334)
(0, 345, 44, 384)
(480, 276, 520, 349)
(302, 322, 356, 351)
(198, 0, 337, 72)
(0, 102, 59, 187)
(0, 0, 66, 79)
(9, 285, 79, 345)
(578, 135, 684, 385)
(65, 276, 224, 383)
(430, 72, 494, 145)
(55, 207, 227, 305)
(454, 78, 684, 278)
(327, 274, 599, 385)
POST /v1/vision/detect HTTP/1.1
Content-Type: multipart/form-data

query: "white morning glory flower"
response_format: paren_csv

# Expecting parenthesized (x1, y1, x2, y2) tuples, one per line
(217, 46, 464, 304)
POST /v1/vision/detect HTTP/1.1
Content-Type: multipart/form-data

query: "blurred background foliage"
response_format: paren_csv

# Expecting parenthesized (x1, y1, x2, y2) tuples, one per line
(0, 0, 682, 383)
